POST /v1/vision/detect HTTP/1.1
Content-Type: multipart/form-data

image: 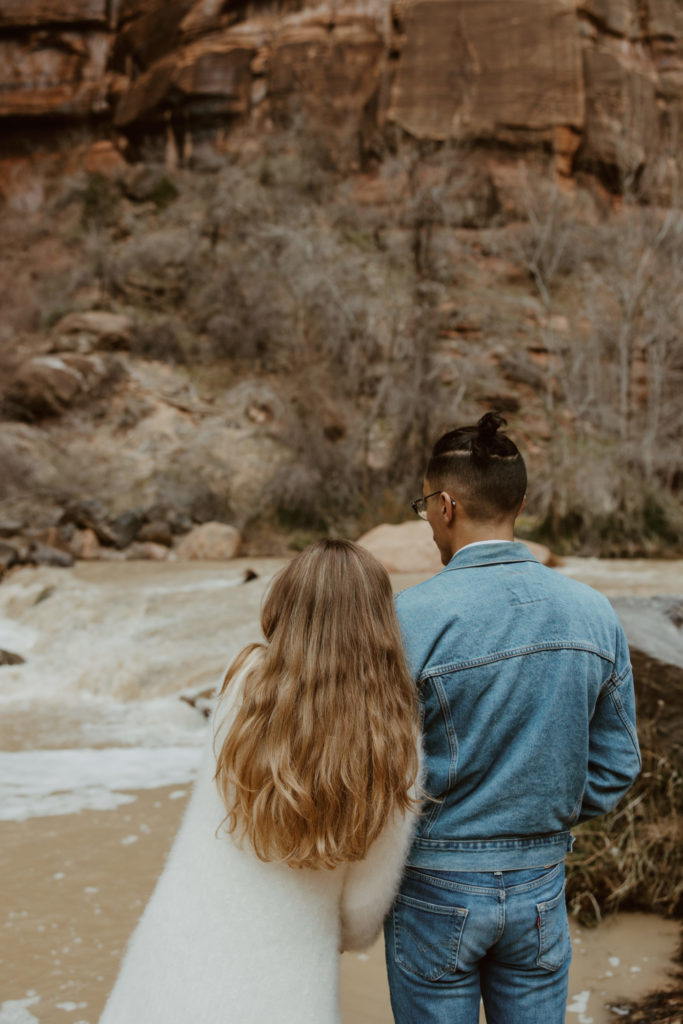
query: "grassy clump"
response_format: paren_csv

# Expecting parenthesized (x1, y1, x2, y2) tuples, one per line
(566, 746, 683, 925)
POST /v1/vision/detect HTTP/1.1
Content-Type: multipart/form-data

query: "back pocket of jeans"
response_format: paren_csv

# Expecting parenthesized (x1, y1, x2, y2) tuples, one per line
(536, 883, 571, 971)
(392, 893, 468, 981)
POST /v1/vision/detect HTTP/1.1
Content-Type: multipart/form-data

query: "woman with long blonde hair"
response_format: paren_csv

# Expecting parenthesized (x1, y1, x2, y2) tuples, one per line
(101, 539, 420, 1024)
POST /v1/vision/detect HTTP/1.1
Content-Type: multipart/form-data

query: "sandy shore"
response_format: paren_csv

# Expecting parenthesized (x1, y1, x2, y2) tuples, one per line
(1, 785, 679, 1024)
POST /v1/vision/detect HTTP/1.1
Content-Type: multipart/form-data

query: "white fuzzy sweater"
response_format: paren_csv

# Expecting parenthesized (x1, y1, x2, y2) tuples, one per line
(100, 665, 418, 1024)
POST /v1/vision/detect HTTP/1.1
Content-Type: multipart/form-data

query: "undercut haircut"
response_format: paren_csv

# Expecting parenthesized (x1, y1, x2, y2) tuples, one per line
(426, 412, 527, 521)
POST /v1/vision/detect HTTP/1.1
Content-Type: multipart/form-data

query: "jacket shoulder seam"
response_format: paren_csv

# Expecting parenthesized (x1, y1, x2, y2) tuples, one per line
(417, 641, 615, 684)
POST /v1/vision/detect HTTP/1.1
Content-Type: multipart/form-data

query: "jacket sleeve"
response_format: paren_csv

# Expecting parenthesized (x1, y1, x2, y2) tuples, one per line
(339, 745, 422, 951)
(578, 623, 641, 823)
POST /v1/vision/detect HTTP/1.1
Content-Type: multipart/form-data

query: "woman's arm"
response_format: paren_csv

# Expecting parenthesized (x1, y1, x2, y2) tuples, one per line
(339, 744, 422, 951)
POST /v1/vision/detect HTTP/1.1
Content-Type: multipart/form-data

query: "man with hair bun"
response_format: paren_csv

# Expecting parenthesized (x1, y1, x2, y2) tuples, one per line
(384, 412, 641, 1024)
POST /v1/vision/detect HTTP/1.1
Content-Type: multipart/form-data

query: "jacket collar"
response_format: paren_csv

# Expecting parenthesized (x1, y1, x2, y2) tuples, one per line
(441, 540, 539, 573)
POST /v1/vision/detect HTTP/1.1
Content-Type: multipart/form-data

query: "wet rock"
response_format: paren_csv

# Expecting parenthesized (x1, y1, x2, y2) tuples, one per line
(59, 500, 118, 547)
(242, 568, 258, 583)
(179, 686, 216, 718)
(0, 649, 25, 666)
(29, 542, 74, 567)
(124, 540, 170, 560)
(175, 521, 240, 560)
(137, 520, 173, 546)
(68, 527, 102, 560)
(109, 509, 144, 549)
(0, 541, 20, 571)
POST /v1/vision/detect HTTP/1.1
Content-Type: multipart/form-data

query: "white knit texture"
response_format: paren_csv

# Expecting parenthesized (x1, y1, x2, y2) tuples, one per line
(100, 662, 418, 1024)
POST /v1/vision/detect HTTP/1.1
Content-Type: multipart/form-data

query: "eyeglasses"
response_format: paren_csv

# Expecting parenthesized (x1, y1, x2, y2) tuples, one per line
(410, 490, 456, 520)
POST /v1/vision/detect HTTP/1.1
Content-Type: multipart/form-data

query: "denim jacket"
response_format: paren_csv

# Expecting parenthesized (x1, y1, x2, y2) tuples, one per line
(396, 541, 641, 870)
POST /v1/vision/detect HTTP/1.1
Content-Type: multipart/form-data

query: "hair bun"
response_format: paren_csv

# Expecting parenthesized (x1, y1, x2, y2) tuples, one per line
(477, 412, 506, 439)
(471, 411, 507, 461)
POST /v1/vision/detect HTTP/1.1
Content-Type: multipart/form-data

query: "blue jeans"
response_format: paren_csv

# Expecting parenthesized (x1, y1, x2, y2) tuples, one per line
(384, 863, 571, 1024)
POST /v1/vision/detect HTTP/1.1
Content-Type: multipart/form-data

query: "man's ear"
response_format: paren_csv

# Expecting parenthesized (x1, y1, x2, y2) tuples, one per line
(517, 494, 527, 517)
(441, 492, 456, 523)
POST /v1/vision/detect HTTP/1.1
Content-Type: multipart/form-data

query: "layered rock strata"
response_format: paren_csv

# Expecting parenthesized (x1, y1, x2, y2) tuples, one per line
(0, 0, 681, 196)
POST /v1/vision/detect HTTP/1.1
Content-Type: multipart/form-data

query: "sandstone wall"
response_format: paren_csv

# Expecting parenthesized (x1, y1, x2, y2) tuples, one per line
(0, 0, 681, 194)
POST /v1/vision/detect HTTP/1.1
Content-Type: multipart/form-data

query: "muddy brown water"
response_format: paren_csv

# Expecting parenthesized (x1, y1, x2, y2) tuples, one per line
(0, 555, 681, 1022)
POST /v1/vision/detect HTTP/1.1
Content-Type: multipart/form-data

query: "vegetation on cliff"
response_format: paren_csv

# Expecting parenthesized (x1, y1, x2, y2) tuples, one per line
(1, 128, 681, 555)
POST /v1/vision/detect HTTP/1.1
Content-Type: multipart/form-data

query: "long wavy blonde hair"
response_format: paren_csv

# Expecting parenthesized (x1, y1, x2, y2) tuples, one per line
(214, 539, 419, 870)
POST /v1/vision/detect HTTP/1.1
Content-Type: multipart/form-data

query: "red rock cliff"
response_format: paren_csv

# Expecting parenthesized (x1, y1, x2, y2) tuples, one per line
(1, 0, 681, 193)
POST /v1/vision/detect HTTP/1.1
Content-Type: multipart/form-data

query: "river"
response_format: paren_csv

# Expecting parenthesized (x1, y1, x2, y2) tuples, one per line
(0, 555, 681, 1022)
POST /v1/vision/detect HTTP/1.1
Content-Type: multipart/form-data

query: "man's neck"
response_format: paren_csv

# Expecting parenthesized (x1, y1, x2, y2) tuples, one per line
(450, 522, 515, 557)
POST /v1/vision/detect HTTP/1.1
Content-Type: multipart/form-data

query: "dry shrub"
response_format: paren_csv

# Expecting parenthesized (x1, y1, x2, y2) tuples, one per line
(566, 746, 683, 924)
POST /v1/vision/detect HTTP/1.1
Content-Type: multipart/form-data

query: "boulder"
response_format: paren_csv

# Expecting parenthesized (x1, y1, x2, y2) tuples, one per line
(356, 520, 442, 574)
(60, 500, 119, 547)
(0, 649, 25, 665)
(29, 542, 75, 567)
(5, 354, 122, 419)
(124, 540, 171, 559)
(137, 520, 173, 545)
(175, 521, 240, 560)
(51, 311, 134, 354)
(109, 509, 144, 548)
(0, 541, 20, 571)
(356, 521, 557, 574)
(68, 527, 103, 560)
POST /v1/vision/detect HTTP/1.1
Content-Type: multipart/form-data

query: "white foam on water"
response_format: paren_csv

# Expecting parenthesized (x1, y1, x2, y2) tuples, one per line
(0, 997, 40, 1024)
(0, 564, 274, 714)
(0, 617, 37, 655)
(567, 991, 594, 1022)
(0, 747, 202, 821)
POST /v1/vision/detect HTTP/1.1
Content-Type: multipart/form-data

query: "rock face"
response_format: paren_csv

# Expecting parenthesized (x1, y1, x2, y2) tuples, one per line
(388, 1, 583, 143)
(0, 0, 681, 196)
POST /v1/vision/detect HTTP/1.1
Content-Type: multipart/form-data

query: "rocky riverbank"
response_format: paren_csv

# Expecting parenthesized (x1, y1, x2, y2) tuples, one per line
(0, 503, 244, 580)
